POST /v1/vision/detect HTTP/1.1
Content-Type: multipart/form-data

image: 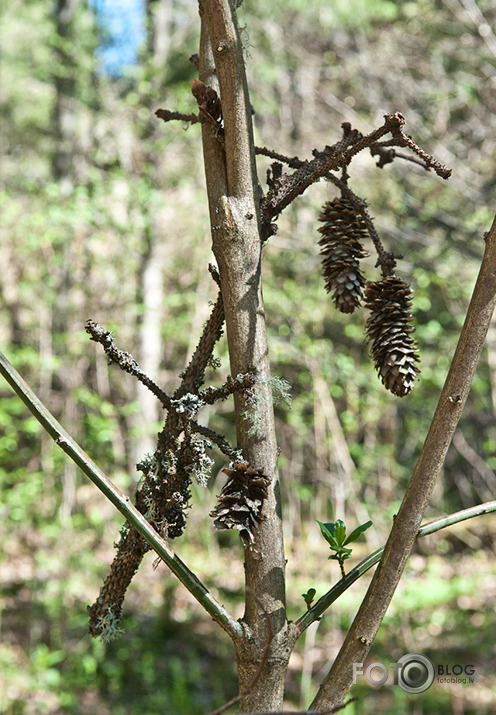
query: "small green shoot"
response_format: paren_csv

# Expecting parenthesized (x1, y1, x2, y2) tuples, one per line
(302, 588, 316, 610)
(317, 519, 373, 579)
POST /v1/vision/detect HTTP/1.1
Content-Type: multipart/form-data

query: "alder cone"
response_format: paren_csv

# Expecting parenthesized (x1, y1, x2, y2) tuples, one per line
(365, 276, 420, 397)
(318, 197, 368, 313)
(210, 462, 269, 545)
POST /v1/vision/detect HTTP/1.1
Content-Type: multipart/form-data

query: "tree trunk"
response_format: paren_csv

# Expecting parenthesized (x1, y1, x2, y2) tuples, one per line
(52, 0, 79, 184)
(198, 1, 293, 709)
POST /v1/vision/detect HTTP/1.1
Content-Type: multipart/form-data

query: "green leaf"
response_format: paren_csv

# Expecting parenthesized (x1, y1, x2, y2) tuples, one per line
(302, 588, 316, 606)
(317, 520, 339, 548)
(343, 520, 373, 545)
(334, 519, 347, 546)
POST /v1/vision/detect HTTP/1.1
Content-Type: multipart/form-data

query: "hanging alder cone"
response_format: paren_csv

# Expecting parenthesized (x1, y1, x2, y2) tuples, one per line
(365, 276, 420, 397)
(318, 197, 368, 313)
(210, 462, 270, 545)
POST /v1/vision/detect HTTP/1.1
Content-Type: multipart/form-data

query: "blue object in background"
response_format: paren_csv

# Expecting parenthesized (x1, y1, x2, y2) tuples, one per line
(90, 0, 145, 76)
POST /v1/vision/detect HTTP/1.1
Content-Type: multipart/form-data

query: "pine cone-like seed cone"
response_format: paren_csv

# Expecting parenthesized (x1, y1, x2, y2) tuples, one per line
(365, 276, 420, 397)
(210, 462, 270, 545)
(318, 197, 368, 313)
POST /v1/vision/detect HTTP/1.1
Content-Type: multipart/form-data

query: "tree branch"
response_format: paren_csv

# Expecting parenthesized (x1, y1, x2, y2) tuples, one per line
(0, 350, 242, 640)
(260, 113, 450, 241)
(310, 213, 496, 710)
(295, 499, 496, 635)
(85, 320, 172, 407)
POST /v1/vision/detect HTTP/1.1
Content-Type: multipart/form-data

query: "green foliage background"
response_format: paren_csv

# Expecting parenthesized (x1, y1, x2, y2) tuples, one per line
(1, 0, 495, 712)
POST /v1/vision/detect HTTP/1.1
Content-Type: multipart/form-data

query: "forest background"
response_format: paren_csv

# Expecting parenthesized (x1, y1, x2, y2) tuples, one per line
(1, 0, 496, 713)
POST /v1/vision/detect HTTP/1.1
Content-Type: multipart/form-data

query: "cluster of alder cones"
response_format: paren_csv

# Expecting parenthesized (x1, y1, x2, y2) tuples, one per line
(318, 196, 420, 397)
(211, 196, 421, 550)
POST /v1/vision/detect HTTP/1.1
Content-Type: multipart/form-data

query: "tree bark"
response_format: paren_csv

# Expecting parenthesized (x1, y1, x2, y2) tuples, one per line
(198, 1, 292, 710)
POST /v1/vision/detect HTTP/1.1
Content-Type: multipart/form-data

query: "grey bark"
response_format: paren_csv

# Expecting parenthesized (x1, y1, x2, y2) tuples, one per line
(198, 1, 294, 710)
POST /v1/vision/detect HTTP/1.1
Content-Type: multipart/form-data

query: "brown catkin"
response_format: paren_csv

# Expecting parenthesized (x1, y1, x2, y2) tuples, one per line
(365, 276, 420, 397)
(318, 197, 368, 313)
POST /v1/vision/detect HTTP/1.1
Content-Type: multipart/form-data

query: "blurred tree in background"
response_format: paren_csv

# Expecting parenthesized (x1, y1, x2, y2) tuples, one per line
(1, 0, 495, 712)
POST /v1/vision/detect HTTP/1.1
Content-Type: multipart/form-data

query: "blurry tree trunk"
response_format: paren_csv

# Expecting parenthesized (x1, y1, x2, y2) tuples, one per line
(146, 0, 173, 69)
(51, 0, 78, 510)
(135, 230, 164, 460)
(132, 0, 172, 462)
(52, 0, 78, 185)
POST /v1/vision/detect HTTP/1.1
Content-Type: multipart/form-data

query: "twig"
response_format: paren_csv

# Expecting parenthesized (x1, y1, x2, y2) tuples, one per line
(295, 498, 496, 635)
(179, 286, 225, 393)
(390, 124, 451, 179)
(200, 371, 256, 404)
(190, 420, 242, 461)
(260, 113, 451, 241)
(255, 145, 304, 169)
(0, 349, 242, 640)
(85, 320, 172, 408)
(155, 108, 200, 125)
(369, 143, 433, 171)
(310, 214, 496, 710)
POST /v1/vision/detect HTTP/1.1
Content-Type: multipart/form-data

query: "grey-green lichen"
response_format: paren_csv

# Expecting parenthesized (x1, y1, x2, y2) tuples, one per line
(96, 606, 125, 643)
(243, 374, 292, 437)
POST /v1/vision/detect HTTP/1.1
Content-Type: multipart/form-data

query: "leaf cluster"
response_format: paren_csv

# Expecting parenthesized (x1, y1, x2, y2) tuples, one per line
(318, 518, 373, 565)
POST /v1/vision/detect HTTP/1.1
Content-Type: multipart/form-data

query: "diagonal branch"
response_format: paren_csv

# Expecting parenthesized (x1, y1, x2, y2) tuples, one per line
(295, 499, 496, 635)
(179, 283, 225, 394)
(85, 320, 172, 408)
(0, 350, 242, 640)
(260, 113, 450, 241)
(390, 123, 452, 178)
(310, 213, 496, 711)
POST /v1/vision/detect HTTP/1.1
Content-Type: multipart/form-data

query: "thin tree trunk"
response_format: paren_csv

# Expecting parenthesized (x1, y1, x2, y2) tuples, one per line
(52, 0, 78, 184)
(198, 1, 293, 710)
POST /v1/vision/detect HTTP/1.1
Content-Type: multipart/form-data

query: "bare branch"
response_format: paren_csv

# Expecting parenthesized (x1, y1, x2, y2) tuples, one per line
(155, 108, 200, 125)
(200, 370, 256, 404)
(190, 421, 242, 461)
(389, 123, 452, 179)
(260, 113, 450, 240)
(179, 286, 225, 393)
(255, 145, 304, 168)
(85, 320, 172, 408)
(310, 214, 496, 710)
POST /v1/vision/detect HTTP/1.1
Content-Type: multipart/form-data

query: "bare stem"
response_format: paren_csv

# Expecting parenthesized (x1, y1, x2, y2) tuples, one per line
(155, 108, 200, 125)
(391, 124, 452, 178)
(199, 1, 289, 709)
(310, 214, 496, 710)
(85, 320, 172, 408)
